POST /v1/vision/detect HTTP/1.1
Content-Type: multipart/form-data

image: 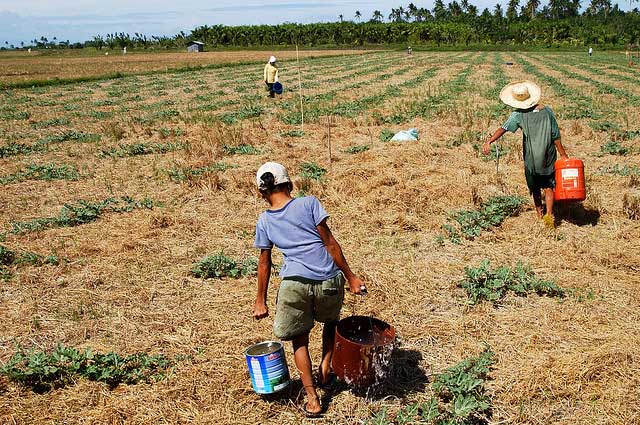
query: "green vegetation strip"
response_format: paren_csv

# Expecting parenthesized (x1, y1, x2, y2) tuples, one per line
(0, 344, 172, 393)
(222, 144, 262, 155)
(459, 260, 565, 305)
(0, 163, 80, 184)
(168, 163, 234, 183)
(0, 131, 101, 158)
(99, 142, 185, 158)
(191, 251, 258, 279)
(439, 195, 527, 244)
(600, 140, 631, 156)
(369, 348, 494, 425)
(597, 164, 640, 176)
(9, 197, 154, 234)
(344, 145, 370, 154)
(0, 245, 59, 281)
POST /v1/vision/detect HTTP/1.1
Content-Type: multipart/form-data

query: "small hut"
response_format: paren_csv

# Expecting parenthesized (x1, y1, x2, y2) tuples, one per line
(187, 41, 204, 53)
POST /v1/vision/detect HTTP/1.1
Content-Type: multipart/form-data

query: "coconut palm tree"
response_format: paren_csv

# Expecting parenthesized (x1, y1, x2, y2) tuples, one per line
(355, 10, 362, 21)
(371, 10, 384, 22)
(524, 0, 541, 19)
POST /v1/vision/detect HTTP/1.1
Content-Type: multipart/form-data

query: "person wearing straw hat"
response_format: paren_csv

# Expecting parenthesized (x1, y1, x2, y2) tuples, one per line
(264, 56, 279, 98)
(483, 81, 569, 227)
(252, 162, 365, 417)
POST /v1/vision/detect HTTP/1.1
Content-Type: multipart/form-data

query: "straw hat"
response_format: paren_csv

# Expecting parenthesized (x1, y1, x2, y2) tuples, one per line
(499, 81, 541, 109)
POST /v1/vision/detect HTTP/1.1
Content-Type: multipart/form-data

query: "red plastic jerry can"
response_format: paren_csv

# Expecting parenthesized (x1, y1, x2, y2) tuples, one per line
(554, 158, 586, 202)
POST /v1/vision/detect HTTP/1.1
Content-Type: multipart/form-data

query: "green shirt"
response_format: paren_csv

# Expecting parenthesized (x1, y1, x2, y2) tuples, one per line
(502, 106, 561, 175)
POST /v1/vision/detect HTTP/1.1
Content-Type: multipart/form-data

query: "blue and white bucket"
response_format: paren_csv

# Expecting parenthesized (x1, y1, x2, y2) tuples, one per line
(273, 82, 283, 95)
(244, 341, 290, 394)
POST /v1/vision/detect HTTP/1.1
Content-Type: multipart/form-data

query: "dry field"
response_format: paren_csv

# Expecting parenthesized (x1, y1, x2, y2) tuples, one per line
(0, 49, 371, 85)
(0, 51, 639, 424)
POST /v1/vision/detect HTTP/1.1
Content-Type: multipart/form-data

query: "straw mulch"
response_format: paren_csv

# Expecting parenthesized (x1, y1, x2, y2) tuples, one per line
(1, 52, 639, 424)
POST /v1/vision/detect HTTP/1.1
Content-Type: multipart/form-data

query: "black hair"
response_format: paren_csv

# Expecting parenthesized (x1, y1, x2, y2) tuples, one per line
(259, 172, 292, 195)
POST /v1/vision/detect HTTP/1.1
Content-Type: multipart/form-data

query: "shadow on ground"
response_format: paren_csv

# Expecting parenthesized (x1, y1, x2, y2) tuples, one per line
(258, 347, 429, 416)
(556, 202, 600, 226)
(334, 347, 429, 401)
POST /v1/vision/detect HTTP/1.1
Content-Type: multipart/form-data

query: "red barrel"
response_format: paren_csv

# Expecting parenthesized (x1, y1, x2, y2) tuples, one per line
(554, 158, 586, 202)
(332, 316, 396, 387)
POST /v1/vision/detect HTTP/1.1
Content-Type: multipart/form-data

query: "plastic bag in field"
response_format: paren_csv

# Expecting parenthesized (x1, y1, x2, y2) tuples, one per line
(390, 128, 419, 142)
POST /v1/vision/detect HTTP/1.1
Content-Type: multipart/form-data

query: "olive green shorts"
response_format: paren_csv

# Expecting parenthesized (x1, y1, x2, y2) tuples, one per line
(273, 273, 345, 341)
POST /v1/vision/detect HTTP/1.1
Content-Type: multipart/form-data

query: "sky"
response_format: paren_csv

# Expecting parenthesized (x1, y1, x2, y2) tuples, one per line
(0, 0, 635, 46)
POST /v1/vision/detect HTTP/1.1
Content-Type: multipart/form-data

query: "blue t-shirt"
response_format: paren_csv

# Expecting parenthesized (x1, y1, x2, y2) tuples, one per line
(254, 196, 341, 281)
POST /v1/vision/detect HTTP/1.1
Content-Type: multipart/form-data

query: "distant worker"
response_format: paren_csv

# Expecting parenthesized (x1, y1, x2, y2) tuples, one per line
(407, 46, 413, 55)
(483, 81, 570, 227)
(123, 46, 127, 55)
(263, 56, 279, 98)
(588, 47, 593, 57)
(252, 162, 366, 417)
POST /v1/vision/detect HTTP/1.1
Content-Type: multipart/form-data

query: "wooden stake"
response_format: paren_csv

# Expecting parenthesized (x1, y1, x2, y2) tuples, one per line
(327, 115, 332, 168)
(296, 44, 304, 133)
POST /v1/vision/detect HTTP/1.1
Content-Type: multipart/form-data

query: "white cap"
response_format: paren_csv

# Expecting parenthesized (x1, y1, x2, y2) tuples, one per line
(256, 162, 290, 189)
(269, 55, 276, 63)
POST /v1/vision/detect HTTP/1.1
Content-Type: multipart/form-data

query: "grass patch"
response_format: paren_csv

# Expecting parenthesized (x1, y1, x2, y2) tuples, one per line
(299, 162, 327, 181)
(369, 348, 495, 425)
(191, 252, 258, 279)
(380, 129, 394, 142)
(0, 142, 44, 158)
(474, 143, 509, 161)
(168, 163, 234, 183)
(31, 118, 70, 129)
(100, 142, 185, 158)
(458, 260, 565, 305)
(0, 344, 172, 393)
(589, 121, 620, 132)
(220, 104, 264, 124)
(222, 144, 261, 155)
(38, 130, 102, 146)
(440, 195, 527, 243)
(0, 110, 30, 121)
(280, 130, 305, 138)
(9, 197, 154, 234)
(0, 163, 80, 184)
(344, 145, 371, 154)
(449, 130, 482, 147)
(0, 245, 59, 281)
(600, 140, 629, 156)
(597, 164, 640, 176)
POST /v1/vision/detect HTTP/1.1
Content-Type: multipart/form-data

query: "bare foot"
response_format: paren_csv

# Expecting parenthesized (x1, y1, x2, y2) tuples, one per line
(305, 395, 322, 416)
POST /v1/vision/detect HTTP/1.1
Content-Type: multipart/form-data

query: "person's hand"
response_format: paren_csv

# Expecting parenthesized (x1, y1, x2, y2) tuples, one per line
(253, 301, 269, 320)
(482, 140, 492, 156)
(348, 276, 366, 295)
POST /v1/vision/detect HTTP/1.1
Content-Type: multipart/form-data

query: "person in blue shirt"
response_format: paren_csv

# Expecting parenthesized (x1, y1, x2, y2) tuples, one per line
(252, 162, 365, 417)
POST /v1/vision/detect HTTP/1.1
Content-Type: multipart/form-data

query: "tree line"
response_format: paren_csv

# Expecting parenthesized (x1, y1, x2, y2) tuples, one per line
(5, 1, 640, 51)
